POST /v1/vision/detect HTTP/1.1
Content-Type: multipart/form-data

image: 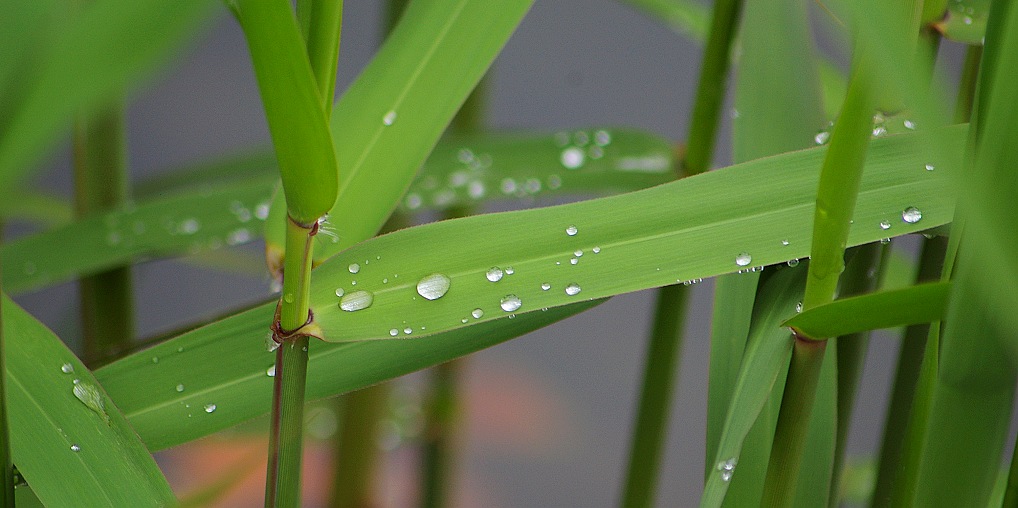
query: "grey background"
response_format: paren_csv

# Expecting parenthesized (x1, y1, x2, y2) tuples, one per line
(17, 1, 964, 506)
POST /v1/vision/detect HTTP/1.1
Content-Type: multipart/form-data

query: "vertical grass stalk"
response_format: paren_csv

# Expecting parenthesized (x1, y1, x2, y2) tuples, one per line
(622, 1, 744, 506)
(73, 102, 135, 365)
(762, 36, 876, 506)
(0, 264, 12, 507)
(331, 385, 391, 508)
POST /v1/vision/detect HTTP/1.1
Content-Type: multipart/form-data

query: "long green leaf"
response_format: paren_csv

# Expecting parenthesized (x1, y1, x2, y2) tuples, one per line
(95, 299, 601, 451)
(307, 127, 961, 343)
(3, 296, 174, 506)
(618, 0, 710, 42)
(701, 265, 804, 508)
(0, 0, 217, 188)
(263, 0, 536, 265)
(782, 282, 950, 338)
(2, 179, 274, 294)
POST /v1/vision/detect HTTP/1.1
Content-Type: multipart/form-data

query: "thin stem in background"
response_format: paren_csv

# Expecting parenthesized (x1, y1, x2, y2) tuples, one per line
(330, 384, 391, 508)
(621, 1, 744, 506)
(762, 34, 876, 506)
(0, 245, 13, 507)
(73, 102, 135, 365)
(420, 359, 462, 508)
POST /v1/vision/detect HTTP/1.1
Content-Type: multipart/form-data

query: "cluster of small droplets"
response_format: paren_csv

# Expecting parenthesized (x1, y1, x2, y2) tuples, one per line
(716, 458, 737, 482)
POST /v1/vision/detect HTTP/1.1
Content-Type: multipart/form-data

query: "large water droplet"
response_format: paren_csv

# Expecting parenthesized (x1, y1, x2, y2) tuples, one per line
(61, 363, 74, 374)
(389, 328, 399, 337)
(904, 119, 917, 130)
(417, 273, 451, 300)
(204, 404, 217, 413)
(335, 288, 345, 297)
(814, 131, 830, 145)
(471, 308, 484, 319)
(339, 291, 374, 312)
(403, 327, 413, 335)
(716, 457, 737, 482)
(565, 225, 578, 236)
(925, 163, 935, 171)
(735, 253, 752, 267)
(486, 267, 504, 282)
(565, 283, 582, 296)
(574, 250, 583, 257)
(541, 282, 551, 291)
(73, 382, 110, 425)
(382, 110, 397, 126)
(176, 384, 185, 392)
(500, 295, 522, 312)
(348, 263, 361, 274)
(902, 206, 923, 224)
(879, 220, 891, 230)
(592, 246, 601, 254)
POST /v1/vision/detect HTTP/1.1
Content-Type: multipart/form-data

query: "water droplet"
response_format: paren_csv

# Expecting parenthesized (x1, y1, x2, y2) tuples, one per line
(904, 119, 917, 130)
(574, 131, 589, 146)
(255, 203, 270, 220)
(735, 253, 752, 267)
(468, 181, 485, 199)
(176, 384, 185, 392)
(348, 263, 361, 274)
(881, 237, 891, 244)
(227, 228, 251, 245)
(565, 225, 578, 236)
(500, 178, 517, 194)
(565, 283, 582, 296)
(716, 457, 737, 481)
(267, 365, 276, 377)
(471, 308, 484, 319)
(486, 267, 504, 282)
(178, 218, 200, 235)
(73, 382, 110, 425)
(547, 175, 562, 189)
(592, 246, 601, 254)
(405, 193, 423, 209)
(403, 327, 413, 335)
(795, 302, 803, 313)
(541, 283, 551, 291)
(570, 258, 579, 265)
(335, 288, 345, 297)
(500, 295, 522, 312)
(902, 206, 922, 224)
(787, 259, 800, 267)
(504, 266, 515, 275)
(574, 249, 583, 257)
(204, 404, 217, 413)
(560, 147, 585, 169)
(70, 444, 80, 452)
(925, 163, 935, 171)
(814, 131, 830, 145)
(879, 220, 891, 230)
(781, 239, 790, 246)
(382, 110, 397, 126)
(872, 126, 887, 137)
(283, 293, 294, 304)
(594, 130, 611, 146)
(525, 178, 542, 193)
(339, 291, 374, 312)
(417, 273, 451, 300)
(151, 356, 159, 364)
(61, 363, 74, 374)
(266, 333, 281, 352)
(177, 347, 185, 353)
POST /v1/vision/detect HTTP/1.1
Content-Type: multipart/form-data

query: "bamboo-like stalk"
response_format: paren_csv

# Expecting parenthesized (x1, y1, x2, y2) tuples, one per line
(761, 35, 876, 506)
(73, 102, 135, 365)
(621, 1, 744, 506)
(0, 255, 12, 507)
(420, 359, 462, 508)
(331, 385, 391, 508)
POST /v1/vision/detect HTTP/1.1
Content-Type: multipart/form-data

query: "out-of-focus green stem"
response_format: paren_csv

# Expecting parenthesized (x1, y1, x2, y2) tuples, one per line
(762, 36, 875, 506)
(331, 385, 390, 508)
(73, 102, 135, 365)
(266, 218, 316, 508)
(622, 1, 744, 506)
(0, 253, 12, 507)
(954, 45, 983, 124)
(870, 237, 947, 507)
(681, 0, 745, 174)
(421, 360, 462, 508)
(828, 244, 884, 506)
(296, 0, 343, 116)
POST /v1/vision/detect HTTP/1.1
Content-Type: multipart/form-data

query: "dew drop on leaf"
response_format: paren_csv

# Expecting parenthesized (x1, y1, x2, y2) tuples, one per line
(735, 253, 752, 267)
(70, 444, 80, 452)
(541, 283, 551, 291)
(880, 221, 891, 230)
(389, 328, 399, 337)
(348, 263, 360, 274)
(471, 308, 484, 319)
(565, 225, 578, 236)
(500, 295, 522, 312)
(61, 363, 73, 374)
(382, 110, 397, 126)
(176, 384, 185, 393)
(486, 267, 504, 282)
(339, 291, 374, 312)
(565, 283, 582, 296)
(902, 206, 922, 224)
(204, 404, 216, 413)
(560, 147, 585, 169)
(417, 273, 451, 300)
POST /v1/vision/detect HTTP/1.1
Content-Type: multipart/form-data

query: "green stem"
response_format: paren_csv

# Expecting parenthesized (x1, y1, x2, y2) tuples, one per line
(953, 45, 983, 124)
(681, 0, 745, 175)
(330, 384, 390, 508)
(870, 237, 947, 507)
(73, 102, 134, 365)
(297, 0, 343, 116)
(620, 284, 689, 508)
(762, 35, 875, 506)
(0, 246, 12, 507)
(828, 244, 884, 506)
(421, 360, 462, 508)
(621, 1, 744, 505)
(265, 218, 316, 508)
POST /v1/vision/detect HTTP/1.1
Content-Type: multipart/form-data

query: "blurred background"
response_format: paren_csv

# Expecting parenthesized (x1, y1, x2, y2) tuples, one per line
(14, 0, 973, 506)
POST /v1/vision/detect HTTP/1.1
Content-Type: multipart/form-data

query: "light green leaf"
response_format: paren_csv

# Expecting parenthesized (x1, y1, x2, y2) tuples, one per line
(0, 0, 218, 188)
(3, 296, 174, 506)
(236, 0, 338, 224)
(264, 0, 536, 266)
(308, 127, 961, 343)
(701, 265, 804, 508)
(617, 0, 710, 42)
(781, 282, 951, 339)
(95, 299, 601, 451)
(2, 179, 274, 294)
